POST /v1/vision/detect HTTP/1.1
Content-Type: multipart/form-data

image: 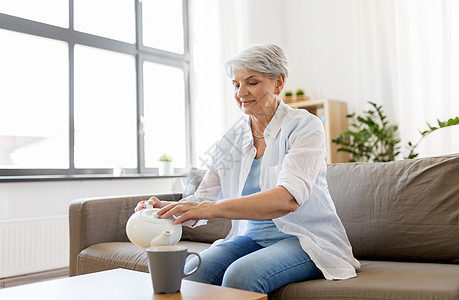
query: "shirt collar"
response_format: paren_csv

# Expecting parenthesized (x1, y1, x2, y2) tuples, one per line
(242, 116, 254, 150)
(264, 97, 287, 140)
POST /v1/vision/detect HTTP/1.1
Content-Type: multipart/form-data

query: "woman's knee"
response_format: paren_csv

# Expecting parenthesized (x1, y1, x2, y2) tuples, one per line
(221, 259, 266, 293)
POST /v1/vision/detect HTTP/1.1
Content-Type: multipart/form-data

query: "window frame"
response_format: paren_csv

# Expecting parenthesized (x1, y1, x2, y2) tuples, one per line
(0, 0, 192, 179)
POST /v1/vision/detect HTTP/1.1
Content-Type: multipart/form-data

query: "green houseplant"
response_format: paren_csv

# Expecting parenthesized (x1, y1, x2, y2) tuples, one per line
(295, 88, 309, 101)
(332, 102, 400, 162)
(405, 117, 459, 159)
(333, 102, 459, 162)
(284, 90, 294, 103)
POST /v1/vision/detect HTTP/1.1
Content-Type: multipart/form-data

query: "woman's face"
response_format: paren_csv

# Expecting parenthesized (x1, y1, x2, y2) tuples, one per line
(232, 69, 283, 117)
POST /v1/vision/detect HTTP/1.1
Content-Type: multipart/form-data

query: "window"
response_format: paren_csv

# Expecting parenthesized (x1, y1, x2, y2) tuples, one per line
(73, 45, 137, 169)
(0, 0, 190, 177)
(143, 62, 186, 168)
(142, 0, 184, 53)
(74, 0, 135, 43)
(0, 0, 68, 28)
(0, 29, 69, 169)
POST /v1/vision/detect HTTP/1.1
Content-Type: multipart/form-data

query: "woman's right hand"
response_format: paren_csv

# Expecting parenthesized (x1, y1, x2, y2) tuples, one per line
(134, 196, 163, 212)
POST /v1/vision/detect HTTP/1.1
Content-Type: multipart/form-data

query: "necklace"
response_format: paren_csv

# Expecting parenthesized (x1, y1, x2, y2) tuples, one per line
(252, 133, 264, 139)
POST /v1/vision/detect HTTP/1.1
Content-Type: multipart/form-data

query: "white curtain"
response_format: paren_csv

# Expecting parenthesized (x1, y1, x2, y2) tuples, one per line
(357, 0, 459, 158)
(188, 0, 246, 166)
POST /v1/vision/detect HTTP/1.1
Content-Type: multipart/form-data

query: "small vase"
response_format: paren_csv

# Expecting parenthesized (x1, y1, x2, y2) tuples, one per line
(158, 161, 173, 176)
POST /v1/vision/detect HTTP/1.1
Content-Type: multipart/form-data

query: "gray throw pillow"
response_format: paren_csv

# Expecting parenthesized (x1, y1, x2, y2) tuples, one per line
(182, 168, 207, 198)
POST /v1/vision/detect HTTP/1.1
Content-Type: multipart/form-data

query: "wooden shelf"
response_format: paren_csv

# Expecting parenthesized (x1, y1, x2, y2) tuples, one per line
(288, 98, 349, 163)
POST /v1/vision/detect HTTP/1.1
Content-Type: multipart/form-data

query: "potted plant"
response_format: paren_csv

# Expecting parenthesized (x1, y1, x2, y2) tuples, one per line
(295, 88, 310, 101)
(332, 101, 459, 162)
(158, 153, 173, 176)
(283, 90, 294, 103)
(332, 102, 400, 162)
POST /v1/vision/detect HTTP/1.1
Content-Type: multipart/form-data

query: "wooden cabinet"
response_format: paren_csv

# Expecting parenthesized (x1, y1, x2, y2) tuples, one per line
(288, 98, 349, 163)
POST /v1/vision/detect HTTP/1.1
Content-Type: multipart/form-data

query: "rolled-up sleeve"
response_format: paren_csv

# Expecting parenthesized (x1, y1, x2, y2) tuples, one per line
(277, 117, 326, 206)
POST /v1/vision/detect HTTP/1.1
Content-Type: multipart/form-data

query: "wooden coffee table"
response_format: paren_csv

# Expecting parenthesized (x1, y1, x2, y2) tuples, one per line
(0, 268, 267, 299)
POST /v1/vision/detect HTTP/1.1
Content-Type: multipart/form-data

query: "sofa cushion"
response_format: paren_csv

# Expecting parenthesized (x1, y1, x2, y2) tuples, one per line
(327, 154, 459, 263)
(272, 260, 459, 300)
(77, 242, 148, 275)
(76, 241, 211, 276)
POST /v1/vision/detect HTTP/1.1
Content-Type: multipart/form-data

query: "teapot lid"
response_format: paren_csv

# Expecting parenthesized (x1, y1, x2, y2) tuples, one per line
(140, 209, 175, 223)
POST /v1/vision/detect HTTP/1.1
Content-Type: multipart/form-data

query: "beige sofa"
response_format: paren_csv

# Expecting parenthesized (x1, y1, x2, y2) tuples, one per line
(69, 154, 459, 299)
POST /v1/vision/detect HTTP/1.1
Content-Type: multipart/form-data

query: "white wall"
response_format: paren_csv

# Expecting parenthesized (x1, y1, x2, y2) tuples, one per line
(233, 0, 361, 112)
(284, 0, 361, 112)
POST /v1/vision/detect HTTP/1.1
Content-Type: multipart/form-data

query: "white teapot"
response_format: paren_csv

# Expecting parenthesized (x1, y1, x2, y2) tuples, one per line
(126, 206, 182, 249)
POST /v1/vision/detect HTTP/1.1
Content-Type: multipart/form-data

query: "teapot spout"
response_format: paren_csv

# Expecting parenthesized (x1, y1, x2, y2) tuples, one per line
(150, 230, 173, 246)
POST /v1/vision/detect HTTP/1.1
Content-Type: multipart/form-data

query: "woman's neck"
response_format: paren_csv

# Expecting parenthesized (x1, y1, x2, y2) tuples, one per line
(250, 99, 279, 136)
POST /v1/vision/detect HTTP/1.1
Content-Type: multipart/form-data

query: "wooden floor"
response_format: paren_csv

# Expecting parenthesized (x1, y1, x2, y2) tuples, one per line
(0, 268, 69, 289)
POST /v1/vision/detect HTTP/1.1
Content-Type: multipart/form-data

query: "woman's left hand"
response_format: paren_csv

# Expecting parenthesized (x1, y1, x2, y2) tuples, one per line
(156, 201, 217, 225)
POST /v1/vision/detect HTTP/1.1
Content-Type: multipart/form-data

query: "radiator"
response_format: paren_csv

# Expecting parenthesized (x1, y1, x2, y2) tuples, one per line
(0, 215, 69, 278)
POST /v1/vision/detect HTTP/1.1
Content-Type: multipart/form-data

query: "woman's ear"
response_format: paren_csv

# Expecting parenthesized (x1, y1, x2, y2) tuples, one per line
(275, 74, 286, 95)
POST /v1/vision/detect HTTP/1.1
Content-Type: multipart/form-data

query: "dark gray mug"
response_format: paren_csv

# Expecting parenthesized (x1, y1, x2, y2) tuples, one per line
(146, 245, 201, 294)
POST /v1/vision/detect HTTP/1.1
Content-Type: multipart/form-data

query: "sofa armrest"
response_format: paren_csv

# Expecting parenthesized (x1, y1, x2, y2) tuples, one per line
(69, 193, 182, 276)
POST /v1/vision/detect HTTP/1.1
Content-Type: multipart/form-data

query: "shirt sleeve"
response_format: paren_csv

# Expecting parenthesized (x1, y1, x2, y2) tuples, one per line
(277, 115, 327, 206)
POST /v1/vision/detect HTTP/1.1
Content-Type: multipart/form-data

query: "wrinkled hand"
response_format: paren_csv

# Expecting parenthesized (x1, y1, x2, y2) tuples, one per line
(156, 201, 217, 225)
(134, 197, 163, 212)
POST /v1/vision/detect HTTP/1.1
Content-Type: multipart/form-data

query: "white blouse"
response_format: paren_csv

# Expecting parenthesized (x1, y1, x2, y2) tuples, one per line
(183, 99, 360, 280)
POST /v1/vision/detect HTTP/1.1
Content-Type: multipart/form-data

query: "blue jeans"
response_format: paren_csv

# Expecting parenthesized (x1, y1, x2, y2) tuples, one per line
(184, 236, 324, 294)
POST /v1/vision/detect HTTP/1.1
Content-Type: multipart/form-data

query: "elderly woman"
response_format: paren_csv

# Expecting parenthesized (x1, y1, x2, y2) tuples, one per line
(136, 44, 360, 294)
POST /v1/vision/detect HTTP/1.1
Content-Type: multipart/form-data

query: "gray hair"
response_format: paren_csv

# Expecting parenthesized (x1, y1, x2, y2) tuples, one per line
(224, 44, 289, 79)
